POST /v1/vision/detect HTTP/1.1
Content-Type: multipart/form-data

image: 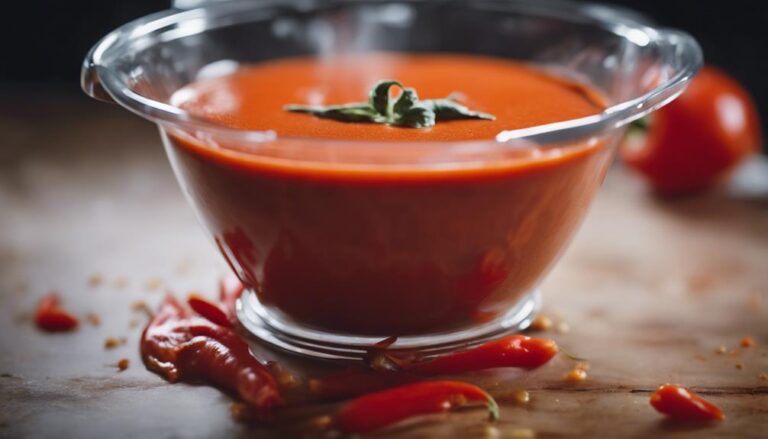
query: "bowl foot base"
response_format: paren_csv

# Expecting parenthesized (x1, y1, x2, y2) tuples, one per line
(236, 290, 541, 361)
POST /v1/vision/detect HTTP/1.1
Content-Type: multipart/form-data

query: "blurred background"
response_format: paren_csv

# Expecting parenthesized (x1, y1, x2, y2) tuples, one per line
(0, 0, 766, 155)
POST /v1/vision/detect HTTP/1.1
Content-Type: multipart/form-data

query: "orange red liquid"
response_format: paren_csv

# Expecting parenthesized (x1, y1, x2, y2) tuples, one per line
(166, 54, 612, 335)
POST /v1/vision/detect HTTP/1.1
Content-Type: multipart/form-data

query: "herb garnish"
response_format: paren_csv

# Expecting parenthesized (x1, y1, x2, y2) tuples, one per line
(284, 80, 495, 129)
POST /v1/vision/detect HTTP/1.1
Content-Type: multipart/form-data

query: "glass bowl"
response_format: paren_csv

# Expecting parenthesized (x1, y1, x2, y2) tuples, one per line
(82, 0, 701, 359)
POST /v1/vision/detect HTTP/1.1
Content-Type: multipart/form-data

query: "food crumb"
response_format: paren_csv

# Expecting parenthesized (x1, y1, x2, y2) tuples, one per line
(144, 278, 163, 292)
(131, 300, 153, 318)
(555, 321, 570, 334)
(686, 272, 716, 293)
(176, 258, 193, 274)
(509, 428, 536, 439)
(88, 273, 103, 287)
(14, 312, 33, 324)
(104, 337, 127, 350)
(735, 362, 743, 370)
(740, 336, 755, 348)
(85, 313, 101, 327)
(309, 415, 334, 430)
(483, 425, 500, 439)
(266, 361, 301, 389)
(715, 345, 727, 355)
(113, 276, 128, 289)
(117, 358, 129, 371)
(758, 372, 768, 382)
(230, 402, 251, 422)
(513, 389, 530, 405)
(565, 368, 587, 382)
(746, 289, 762, 311)
(530, 315, 552, 332)
(574, 361, 590, 371)
(128, 318, 140, 328)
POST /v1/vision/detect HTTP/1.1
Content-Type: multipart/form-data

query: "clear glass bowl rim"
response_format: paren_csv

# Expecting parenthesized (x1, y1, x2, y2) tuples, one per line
(82, 0, 703, 147)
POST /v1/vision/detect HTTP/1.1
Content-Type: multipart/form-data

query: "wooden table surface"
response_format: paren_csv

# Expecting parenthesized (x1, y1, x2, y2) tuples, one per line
(1, 92, 767, 438)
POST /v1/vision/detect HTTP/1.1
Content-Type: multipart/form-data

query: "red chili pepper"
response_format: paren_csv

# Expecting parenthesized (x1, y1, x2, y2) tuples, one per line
(141, 295, 282, 412)
(411, 335, 559, 374)
(187, 294, 232, 328)
(34, 292, 79, 332)
(311, 335, 558, 400)
(650, 384, 725, 422)
(335, 380, 498, 434)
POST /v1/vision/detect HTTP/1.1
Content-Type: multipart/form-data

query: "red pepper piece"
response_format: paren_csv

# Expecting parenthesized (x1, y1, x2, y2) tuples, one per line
(141, 295, 282, 412)
(34, 292, 79, 332)
(335, 380, 498, 433)
(411, 335, 559, 375)
(650, 384, 725, 421)
(187, 294, 232, 328)
(311, 335, 558, 400)
(219, 276, 245, 318)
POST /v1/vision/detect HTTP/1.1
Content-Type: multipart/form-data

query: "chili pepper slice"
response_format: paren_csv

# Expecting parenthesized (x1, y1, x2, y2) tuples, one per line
(411, 335, 559, 375)
(141, 295, 282, 412)
(187, 294, 232, 328)
(34, 292, 79, 332)
(335, 380, 498, 433)
(650, 384, 725, 422)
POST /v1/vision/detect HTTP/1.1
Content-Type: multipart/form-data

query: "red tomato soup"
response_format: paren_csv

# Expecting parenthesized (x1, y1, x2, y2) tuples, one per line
(165, 54, 612, 335)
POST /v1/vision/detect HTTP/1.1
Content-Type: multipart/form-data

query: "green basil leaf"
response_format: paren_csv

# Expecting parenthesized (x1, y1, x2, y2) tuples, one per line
(424, 99, 496, 121)
(393, 104, 436, 128)
(285, 81, 495, 129)
(393, 87, 419, 115)
(369, 80, 402, 117)
(284, 103, 379, 123)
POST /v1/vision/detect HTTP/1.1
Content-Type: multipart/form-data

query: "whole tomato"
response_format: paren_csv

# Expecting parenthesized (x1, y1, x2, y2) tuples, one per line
(621, 66, 762, 195)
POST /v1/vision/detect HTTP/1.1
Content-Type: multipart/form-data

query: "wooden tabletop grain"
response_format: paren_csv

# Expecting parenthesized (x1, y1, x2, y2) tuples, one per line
(1, 92, 766, 438)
